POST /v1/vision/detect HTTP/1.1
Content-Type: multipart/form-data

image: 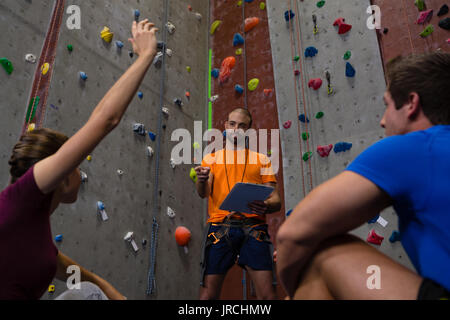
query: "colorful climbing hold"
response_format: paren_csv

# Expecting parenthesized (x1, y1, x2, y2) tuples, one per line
(305, 46, 318, 58)
(115, 41, 124, 49)
(185, 91, 191, 99)
(175, 226, 192, 247)
(317, 145, 333, 158)
(302, 133, 310, 141)
(439, 18, 450, 30)
(235, 84, 244, 94)
(79, 71, 88, 81)
(27, 123, 36, 133)
(437, 4, 449, 17)
(420, 24, 434, 37)
(87, 155, 92, 161)
(67, 44, 73, 52)
(55, 235, 63, 243)
(48, 285, 56, 293)
(248, 78, 260, 91)
(294, 70, 301, 76)
(303, 152, 313, 162)
(308, 78, 323, 90)
(345, 62, 356, 78)
(317, 0, 325, 8)
(284, 10, 295, 22)
(315, 112, 324, 119)
(416, 9, 433, 25)
(41, 63, 50, 75)
(264, 89, 273, 97)
(100, 26, 114, 43)
(260, 2, 266, 10)
(210, 20, 222, 35)
(367, 229, 384, 245)
(294, 55, 300, 62)
(233, 33, 245, 46)
(26, 96, 40, 123)
(334, 142, 353, 153)
(235, 48, 243, 55)
(245, 17, 260, 33)
(368, 215, 380, 224)
(333, 17, 352, 35)
(134, 9, 140, 22)
(389, 231, 401, 243)
(186, 66, 191, 73)
(138, 91, 144, 99)
(148, 132, 156, 142)
(190, 168, 198, 183)
(283, 120, 292, 129)
(299, 114, 310, 123)
(211, 68, 220, 79)
(343, 50, 352, 60)
(219, 57, 236, 83)
(414, 0, 425, 12)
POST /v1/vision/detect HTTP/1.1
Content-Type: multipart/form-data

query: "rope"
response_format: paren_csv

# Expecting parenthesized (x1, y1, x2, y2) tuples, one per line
(146, 0, 169, 295)
(242, 1, 248, 110)
(401, 0, 415, 54)
(288, 0, 307, 199)
(294, 0, 314, 192)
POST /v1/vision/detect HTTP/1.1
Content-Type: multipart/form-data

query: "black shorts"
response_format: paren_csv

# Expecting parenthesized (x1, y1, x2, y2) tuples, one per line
(417, 278, 450, 300)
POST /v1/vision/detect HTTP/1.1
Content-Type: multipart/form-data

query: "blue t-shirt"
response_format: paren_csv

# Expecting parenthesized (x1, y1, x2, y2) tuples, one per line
(347, 125, 450, 291)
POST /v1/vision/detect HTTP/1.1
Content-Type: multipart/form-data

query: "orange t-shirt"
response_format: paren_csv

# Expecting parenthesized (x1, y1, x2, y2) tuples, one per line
(201, 149, 277, 224)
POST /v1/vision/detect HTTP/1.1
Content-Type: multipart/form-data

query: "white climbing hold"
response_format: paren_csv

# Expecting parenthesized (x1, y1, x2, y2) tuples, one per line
(166, 48, 173, 57)
(162, 107, 170, 117)
(124, 232, 139, 253)
(195, 12, 202, 21)
(210, 95, 219, 102)
(170, 158, 177, 169)
(117, 169, 124, 176)
(25, 54, 37, 64)
(80, 171, 88, 183)
(376, 216, 389, 228)
(97, 201, 109, 221)
(167, 207, 176, 219)
(153, 52, 164, 68)
(166, 21, 176, 34)
(147, 146, 154, 158)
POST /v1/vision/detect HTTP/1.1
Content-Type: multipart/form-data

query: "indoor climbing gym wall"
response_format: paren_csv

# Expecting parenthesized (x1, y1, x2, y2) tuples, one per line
(0, 0, 209, 300)
(267, 0, 427, 276)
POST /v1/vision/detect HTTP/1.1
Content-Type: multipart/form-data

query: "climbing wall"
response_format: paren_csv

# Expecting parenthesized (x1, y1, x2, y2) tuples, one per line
(0, 0, 209, 300)
(266, 0, 415, 271)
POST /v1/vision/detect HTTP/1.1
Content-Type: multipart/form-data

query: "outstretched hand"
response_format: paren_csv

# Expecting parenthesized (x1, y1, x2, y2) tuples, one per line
(129, 19, 158, 59)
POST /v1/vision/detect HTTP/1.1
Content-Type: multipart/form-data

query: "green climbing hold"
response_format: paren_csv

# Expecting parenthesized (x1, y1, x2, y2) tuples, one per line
(0, 58, 13, 75)
(237, 1, 242, 7)
(315, 112, 324, 119)
(26, 96, 40, 123)
(415, 0, 425, 12)
(303, 151, 313, 162)
(193, 142, 200, 149)
(294, 55, 300, 62)
(260, 2, 266, 10)
(190, 168, 198, 183)
(67, 44, 73, 52)
(317, 1, 325, 8)
(236, 48, 243, 55)
(420, 24, 434, 37)
(248, 78, 260, 91)
(302, 133, 310, 141)
(344, 51, 352, 60)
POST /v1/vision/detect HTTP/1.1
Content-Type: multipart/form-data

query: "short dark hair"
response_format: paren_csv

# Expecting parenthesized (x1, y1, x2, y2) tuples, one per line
(228, 108, 253, 127)
(386, 53, 450, 125)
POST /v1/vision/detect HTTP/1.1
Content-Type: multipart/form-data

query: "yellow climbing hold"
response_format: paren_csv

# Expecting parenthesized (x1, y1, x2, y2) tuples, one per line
(193, 142, 200, 149)
(87, 155, 92, 161)
(236, 48, 243, 55)
(41, 63, 50, 75)
(248, 78, 260, 91)
(27, 123, 35, 132)
(237, 1, 243, 7)
(260, 2, 266, 10)
(101, 26, 114, 43)
(210, 20, 222, 35)
(48, 285, 55, 293)
(190, 168, 198, 183)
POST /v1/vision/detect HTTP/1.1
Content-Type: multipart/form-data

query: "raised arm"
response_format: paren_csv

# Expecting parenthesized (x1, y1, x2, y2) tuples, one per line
(34, 19, 158, 194)
(276, 171, 392, 297)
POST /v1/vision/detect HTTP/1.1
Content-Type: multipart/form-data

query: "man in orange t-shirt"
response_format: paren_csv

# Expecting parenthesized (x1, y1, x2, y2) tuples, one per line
(195, 108, 281, 300)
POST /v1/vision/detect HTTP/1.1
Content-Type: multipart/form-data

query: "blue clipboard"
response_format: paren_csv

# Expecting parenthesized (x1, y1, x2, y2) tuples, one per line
(219, 183, 274, 214)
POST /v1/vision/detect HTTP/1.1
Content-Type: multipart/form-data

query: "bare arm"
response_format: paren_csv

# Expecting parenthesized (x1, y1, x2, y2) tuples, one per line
(276, 171, 392, 297)
(56, 251, 125, 300)
(34, 20, 158, 194)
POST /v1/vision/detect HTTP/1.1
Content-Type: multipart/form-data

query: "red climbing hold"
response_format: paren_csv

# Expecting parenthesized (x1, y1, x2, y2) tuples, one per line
(317, 145, 333, 158)
(416, 9, 433, 25)
(367, 229, 384, 246)
(245, 17, 260, 32)
(283, 120, 292, 129)
(308, 78, 323, 90)
(294, 70, 301, 76)
(219, 56, 236, 84)
(175, 226, 192, 246)
(333, 17, 352, 34)
(264, 88, 273, 97)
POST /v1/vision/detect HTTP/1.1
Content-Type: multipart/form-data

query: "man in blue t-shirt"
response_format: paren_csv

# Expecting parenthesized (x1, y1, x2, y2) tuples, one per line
(277, 53, 450, 300)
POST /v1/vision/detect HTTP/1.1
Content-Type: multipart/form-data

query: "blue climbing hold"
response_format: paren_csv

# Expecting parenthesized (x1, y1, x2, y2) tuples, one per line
(389, 231, 401, 243)
(211, 68, 220, 79)
(368, 215, 380, 224)
(299, 114, 310, 123)
(233, 33, 245, 46)
(305, 46, 318, 58)
(134, 9, 140, 21)
(138, 91, 144, 99)
(148, 132, 156, 141)
(334, 142, 353, 153)
(346, 62, 356, 78)
(285, 10, 295, 22)
(79, 72, 88, 81)
(286, 209, 293, 217)
(235, 85, 244, 94)
(245, 0, 254, 2)
(223, 130, 227, 138)
(55, 235, 63, 242)
(115, 41, 124, 49)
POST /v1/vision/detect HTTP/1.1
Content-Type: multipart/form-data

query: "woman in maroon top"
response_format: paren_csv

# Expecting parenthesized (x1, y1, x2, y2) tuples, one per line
(0, 19, 159, 300)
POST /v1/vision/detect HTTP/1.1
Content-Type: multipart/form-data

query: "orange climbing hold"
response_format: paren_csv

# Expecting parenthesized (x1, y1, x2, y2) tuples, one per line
(245, 17, 260, 32)
(175, 226, 192, 246)
(219, 56, 236, 84)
